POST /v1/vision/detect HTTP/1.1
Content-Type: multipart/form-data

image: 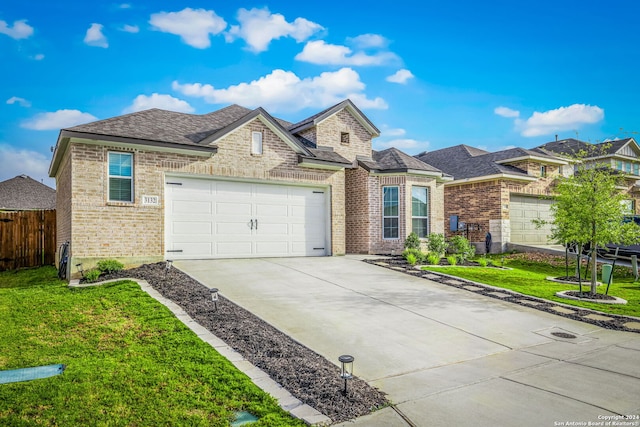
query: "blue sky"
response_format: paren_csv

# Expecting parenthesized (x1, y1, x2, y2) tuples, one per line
(2, 1, 639, 187)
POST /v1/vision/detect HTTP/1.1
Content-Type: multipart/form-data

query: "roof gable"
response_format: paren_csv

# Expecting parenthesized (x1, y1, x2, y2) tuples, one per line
(288, 99, 380, 137)
(0, 175, 56, 210)
(359, 147, 449, 180)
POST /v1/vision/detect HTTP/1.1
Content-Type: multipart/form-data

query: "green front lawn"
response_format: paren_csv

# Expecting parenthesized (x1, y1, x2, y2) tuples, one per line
(422, 253, 640, 318)
(0, 266, 304, 426)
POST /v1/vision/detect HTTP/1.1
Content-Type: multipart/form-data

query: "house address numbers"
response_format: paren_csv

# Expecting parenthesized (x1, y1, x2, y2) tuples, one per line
(142, 195, 160, 206)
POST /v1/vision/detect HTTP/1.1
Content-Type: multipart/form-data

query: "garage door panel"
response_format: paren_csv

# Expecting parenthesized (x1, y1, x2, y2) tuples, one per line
(173, 221, 212, 235)
(510, 195, 554, 244)
(216, 242, 254, 256)
(171, 243, 212, 257)
(255, 223, 289, 235)
(172, 200, 211, 214)
(166, 177, 328, 259)
(255, 203, 288, 216)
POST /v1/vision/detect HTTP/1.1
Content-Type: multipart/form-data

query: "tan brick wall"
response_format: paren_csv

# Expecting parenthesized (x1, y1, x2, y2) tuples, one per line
(65, 118, 346, 269)
(312, 109, 372, 162)
(443, 163, 560, 248)
(345, 167, 371, 253)
(54, 145, 72, 261)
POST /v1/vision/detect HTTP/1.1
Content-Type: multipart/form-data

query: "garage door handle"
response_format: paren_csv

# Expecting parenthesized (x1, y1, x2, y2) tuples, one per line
(255, 219, 258, 229)
(249, 219, 254, 230)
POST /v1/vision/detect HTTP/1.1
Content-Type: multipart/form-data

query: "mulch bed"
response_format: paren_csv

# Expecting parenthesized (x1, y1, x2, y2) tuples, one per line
(99, 263, 388, 423)
(366, 256, 640, 333)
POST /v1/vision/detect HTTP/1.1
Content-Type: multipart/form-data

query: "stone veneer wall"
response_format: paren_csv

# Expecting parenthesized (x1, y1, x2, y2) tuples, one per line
(65, 118, 345, 271)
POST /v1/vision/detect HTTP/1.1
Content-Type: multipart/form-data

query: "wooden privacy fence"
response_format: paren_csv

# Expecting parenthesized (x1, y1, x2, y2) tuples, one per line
(0, 210, 56, 271)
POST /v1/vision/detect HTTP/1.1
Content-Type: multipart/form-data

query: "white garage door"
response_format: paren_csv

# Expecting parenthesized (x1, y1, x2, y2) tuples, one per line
(165, 176, 329, 259)
(510, 195, 555, 244)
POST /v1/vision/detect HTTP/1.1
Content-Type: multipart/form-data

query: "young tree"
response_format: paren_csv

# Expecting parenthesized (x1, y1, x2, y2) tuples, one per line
(549, 164, 640, 295)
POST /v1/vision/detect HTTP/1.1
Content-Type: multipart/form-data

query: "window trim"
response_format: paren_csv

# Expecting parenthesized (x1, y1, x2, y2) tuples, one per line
(382, 186, 399, 240)
(251, 131, 263, 155)
(540, 165, 547, 177)
(108, 151, 134, 203)
(411, 186, 429, 238)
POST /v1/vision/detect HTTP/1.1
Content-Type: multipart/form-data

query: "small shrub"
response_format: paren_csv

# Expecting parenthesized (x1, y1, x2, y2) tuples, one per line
(447, 235, 476, 263)
(446, 255, 458, 266)
(477, 257, 488, 267)
(402, 248, 424, 263)
(427, 233, 447, 257)
(406, 253, 418, 266)
(84, 268, 101, 283)
(96, 259, 124, 274)
(426, 253, 440, 265)
(404, 232, 421, 250)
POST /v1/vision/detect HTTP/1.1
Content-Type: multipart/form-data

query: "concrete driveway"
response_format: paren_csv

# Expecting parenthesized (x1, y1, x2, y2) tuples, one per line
(177, 256, 640, 427)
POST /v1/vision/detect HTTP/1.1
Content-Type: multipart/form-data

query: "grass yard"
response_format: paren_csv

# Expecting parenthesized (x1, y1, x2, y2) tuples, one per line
(422, 253, 640, 318)
(0, 266, 304, 426)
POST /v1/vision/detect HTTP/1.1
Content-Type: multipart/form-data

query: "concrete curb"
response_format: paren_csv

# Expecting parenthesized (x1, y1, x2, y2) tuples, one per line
(69, 277, 332, 426)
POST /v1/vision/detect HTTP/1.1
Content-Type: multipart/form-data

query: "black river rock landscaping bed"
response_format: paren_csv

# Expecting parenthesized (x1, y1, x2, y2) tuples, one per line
(99, 263, 388, 424)
(365, 257, 640, 333)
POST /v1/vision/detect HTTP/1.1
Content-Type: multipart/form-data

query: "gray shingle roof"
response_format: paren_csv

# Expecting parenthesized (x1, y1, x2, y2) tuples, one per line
(359, 147, 444, 174)
(0, 175, 56, 210)
(533, 137, 636, 158)
(66, 104, 253, 145)
(415, 144, 547, 180)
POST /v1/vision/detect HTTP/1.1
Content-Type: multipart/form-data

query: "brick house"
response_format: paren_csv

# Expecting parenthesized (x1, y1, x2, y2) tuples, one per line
(533, 137, 640, 215)
(416, 145, 569, 252)
(49, 99, 448, 273)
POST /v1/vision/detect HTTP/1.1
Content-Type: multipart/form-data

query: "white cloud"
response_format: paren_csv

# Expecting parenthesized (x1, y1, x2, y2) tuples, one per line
(149, 8, 226, 49)
(381, 127, 406, 137)
(377, 138, 429, 152)
(84, 23, 108, 48)
(172, 67, 387, 113)
(347, 33, 388, 49)
(494, 106, 520, 118)
(386, 69, 414, 84)
(518, 104, 604, 137)
(0, 19, 34, 40)
(33, 53, 45, 60)
(295, 40, 397, 66)
(119, 3, 132, 9)
(123, 93, 194, 113)
(121, 24, 139, 33)
(0, 145, 53, 186)
(6, 96, 31, 107)
(225, 7, 323, 53)
(21, 110, 98, 130)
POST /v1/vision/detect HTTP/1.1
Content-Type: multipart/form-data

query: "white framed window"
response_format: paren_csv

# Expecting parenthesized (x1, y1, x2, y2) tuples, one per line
(540, 165, 547, 177)
(108, 152, 133, 202)
(251, 131, 263, 155)
(411, 186, 429, 238)
(383, 186, 399, 239)
(634, 163, 639, 176)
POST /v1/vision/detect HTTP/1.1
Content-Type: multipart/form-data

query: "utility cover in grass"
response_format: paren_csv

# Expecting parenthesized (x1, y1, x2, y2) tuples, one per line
(231, 411, 258, 426)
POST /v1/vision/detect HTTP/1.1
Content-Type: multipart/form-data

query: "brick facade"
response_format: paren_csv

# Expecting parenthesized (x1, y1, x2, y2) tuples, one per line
(54, 105, 447, 273)
(443, 163, 561, 252)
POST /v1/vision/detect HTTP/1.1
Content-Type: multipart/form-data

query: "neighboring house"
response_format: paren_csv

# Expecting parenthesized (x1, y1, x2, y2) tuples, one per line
(533, 137, 640, 214)
(48, 99, 449, 273)
(416, 145, 569, 252)
(0, 175, 56, 211)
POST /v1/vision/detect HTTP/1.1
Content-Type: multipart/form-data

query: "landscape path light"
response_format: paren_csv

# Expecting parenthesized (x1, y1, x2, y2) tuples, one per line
(165, 259, 173, 276)
(210, 287, 219, 312)
(338, 354, 354, 396)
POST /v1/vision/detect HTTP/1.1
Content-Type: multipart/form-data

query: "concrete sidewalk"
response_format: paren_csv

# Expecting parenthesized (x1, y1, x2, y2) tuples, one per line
(177, 256, 640, 427)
